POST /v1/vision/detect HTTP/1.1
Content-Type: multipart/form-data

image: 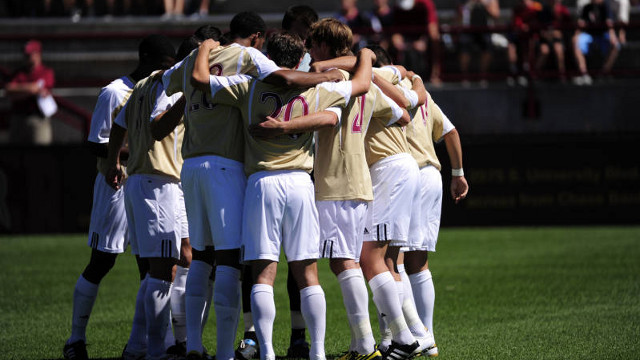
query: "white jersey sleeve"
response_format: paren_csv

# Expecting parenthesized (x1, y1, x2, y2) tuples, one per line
(437, 103, 455, 137)
(151, 86, 183, 121)
(209, 74, 252, 105)
(316, 80, 353, 107)
(113, 101, 128, 129)
(325, 107, 343, 127)
(88, 80, 130, 144)
(244, 47, 281, 80)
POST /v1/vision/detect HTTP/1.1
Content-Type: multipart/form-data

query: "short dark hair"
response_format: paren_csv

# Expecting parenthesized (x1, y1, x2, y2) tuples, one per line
(193, 25, 222, 43)
(282, 5, 318, 31)
(138, 34, 175, 61)
(366, 44, 392, 66)
(266, 32, 305, 69)
(177, 36, 200, 61)
(230, 11, 266, 39)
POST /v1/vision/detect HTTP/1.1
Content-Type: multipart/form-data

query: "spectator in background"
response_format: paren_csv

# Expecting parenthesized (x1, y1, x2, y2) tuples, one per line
(336, 0, 375, 50)
(572, 0, 620, 85)
(507, 0, 542, 86)
(5, 40, 55, 145)
(457, 0, 500, 86)
(282, 6, 318, 71)
(369, 0, 395, 48)
(162, 0, 184, 20)
(536, 0, 571, 81)
(608, 0, 630, 45)
(392, 0, 442, 85)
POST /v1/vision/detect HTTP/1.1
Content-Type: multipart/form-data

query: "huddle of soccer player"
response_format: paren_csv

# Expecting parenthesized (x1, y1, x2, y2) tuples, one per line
(63, 6, 469, 360)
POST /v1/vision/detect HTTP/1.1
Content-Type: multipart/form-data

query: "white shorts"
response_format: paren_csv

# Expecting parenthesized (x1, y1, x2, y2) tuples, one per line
(365, 153, 421, 247)
(181, 156, 245, 252)
(124, 174, 182, 259)
(317, 200, 368, 262)
(177, 183, 189, 239)
(87, 173, 128, 254)
(242, 170, 319, 263)
(407, 165, 442, 252)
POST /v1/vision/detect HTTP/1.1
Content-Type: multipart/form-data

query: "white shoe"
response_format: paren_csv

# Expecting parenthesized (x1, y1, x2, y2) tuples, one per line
(582, 74, 593, 85)
(426, 344, 438, 357)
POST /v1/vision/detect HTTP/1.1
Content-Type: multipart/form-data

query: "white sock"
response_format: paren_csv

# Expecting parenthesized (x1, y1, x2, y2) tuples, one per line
(145, 277, 172, 358)
(126, 275, 148, 353)
(338, 269, 375, 354)
(300, 285, 326, 360)
(68, 275, 99, 344)
(251, 284, 276, 360)
(171, 266, 188, 343)
(376, 310, 392, 351)
(244, 312, 255, 333)
(368, 271, 414, 346)
(164, 315, 176, 349)
(398, 266, 428, 338)
(214, 265, 242, 360)
(185, 260, 212, 354)
(409, 269, 435, 334)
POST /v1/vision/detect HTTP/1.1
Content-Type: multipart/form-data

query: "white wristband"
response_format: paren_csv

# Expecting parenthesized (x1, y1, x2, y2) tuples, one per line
(452, 168, 464, 177)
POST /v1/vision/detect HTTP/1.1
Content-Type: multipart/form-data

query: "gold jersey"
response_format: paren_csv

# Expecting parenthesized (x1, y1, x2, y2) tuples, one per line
(363, 81, 410, 167)
(208, 73, 353, 176)
(117, 72, 184, 181)
(162, 43, 280, 161)
(315, 76, 404, 201)
(405, 90, 455, 170)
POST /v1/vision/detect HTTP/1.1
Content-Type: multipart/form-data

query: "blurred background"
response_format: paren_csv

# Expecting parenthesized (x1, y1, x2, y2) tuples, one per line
(0, 0, 639, 233)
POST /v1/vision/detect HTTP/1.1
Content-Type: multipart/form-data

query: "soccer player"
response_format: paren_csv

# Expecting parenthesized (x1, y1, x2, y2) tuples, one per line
(302, 18, 427, 360)
(62, 34, 176, 360)
(106, 49, 188, 359)
(161, 12, 342, 360)
(401, 71, 468, 358)
(191, 32, 375, 360)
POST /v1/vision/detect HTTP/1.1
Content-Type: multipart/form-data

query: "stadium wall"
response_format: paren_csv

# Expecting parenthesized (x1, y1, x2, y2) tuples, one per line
(0, 133, 638, 234)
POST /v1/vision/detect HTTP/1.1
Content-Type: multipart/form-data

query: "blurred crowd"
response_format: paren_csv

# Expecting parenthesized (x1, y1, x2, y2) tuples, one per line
(2, 0, 638, 86)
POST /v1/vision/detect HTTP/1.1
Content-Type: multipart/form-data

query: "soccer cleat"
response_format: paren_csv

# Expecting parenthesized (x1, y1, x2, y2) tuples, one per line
(236, 338, 260, 360)
(166, 341, 187, 358)
(337, 350, 383, 360)
(426, 344, 438, 358)
(286, 338, 310, 359)
(412, 332, 436, 357)
(121, 344, 146, 360)
(381, 341, 419, 360)
(63, 340, 88, 360)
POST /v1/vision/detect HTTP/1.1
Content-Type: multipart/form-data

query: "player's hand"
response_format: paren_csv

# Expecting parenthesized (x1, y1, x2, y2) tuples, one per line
(451, 176, 469, 204)
(248, 116, 285, 139)
(406, 70, 416, 80)
(105, 165, 124, 191)
(200, 39, 220, 51)
(324, 68, 343, 82)
(357, 48, 377, 65)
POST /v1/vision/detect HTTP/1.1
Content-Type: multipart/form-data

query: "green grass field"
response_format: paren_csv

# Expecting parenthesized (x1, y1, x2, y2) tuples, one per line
(1, 227, 639, 359)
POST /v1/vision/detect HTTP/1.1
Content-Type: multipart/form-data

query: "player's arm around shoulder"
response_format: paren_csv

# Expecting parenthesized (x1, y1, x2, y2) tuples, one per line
(350, 48, 376, 97)
(405, 70, 427, 107)
(190, 39, 220, 92)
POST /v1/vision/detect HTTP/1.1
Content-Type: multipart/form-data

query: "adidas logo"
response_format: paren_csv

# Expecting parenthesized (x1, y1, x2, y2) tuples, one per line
(364, 227, 370, 235)
(380, 312, 386, 318)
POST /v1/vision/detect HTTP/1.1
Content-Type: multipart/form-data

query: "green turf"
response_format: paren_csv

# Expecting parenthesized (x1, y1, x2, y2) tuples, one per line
(1, 227, 639, 359)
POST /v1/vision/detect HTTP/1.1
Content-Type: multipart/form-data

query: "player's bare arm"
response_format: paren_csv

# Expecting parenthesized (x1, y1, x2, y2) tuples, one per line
(373, 75, 410, 109)
(263, 68, 343, 88)
(150, 95, 186, 141)
(397, 108, 411, 126)
(349, 48, 376, 96)
(443, 128, 469, 203)
(405, 70, 427, 107)
(309, 55, 357, 73)
(249, 110, 339, 139)
(190, 39, 221, 92)
(104, 123, 127, 190)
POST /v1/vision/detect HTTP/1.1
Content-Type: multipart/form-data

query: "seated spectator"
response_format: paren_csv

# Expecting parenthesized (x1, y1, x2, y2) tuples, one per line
(535, 0, 571, 81)
(507, 0, 543, 86)
(572, 0, 620, 85)
(392, 0, 443, 84)
(162, 0, 184, 20)
(609, 0, 630, 46)
(336, 0, 375, 50)
(369, 0, 395, 48)
(457, 0, 501, 85)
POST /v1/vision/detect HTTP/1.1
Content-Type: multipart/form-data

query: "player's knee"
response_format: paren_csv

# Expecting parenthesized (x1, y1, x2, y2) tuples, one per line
(83, 250, 118, 283)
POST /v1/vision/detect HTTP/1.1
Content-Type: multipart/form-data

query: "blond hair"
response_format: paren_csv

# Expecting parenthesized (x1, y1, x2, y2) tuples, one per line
(308, 18, 353, 58)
